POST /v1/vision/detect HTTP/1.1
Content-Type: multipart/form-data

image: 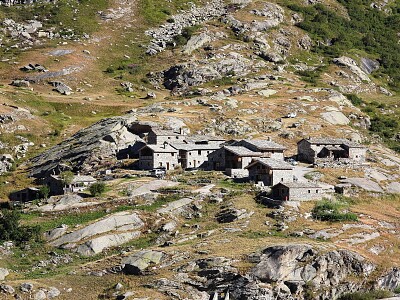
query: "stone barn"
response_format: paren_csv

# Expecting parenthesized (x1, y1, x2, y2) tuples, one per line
(147, 128, 188, 145)
(271, 182, 324, 201)
(138, 144, 179, 170)
(233, 139, 286, 160)
(246, 158, 294, 186)
(297, 137, 367, 164)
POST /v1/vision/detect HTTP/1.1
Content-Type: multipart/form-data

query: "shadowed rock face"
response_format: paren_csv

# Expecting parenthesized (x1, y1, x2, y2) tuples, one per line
(29, 115, 148, 178)
(151, 244, 390, 300)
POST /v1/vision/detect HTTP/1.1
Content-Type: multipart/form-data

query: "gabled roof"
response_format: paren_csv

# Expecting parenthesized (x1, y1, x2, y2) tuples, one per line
(224, 146, 262, 157)
(242, 139, 287, 151)
(150, 129, 182, 136)
(140, 144, 178, 153)
(245, 158, 294, 170)
(323, 145, 344, 151)
(298, 137, 365, 148)
(184, 135, 225, 143)
(170, 142, 221, 151)
(273, 181, 321, 189)
(72, 175, 96, 183)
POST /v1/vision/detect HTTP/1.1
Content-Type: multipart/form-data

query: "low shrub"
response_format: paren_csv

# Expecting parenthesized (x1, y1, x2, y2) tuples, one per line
(312, 199, 358, 222)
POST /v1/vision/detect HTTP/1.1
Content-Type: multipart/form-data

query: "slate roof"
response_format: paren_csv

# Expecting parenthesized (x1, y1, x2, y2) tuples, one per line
(184, 135, 225, 143)
(150, 129, 182, 136)
(274, 181, 321, 189)
(245, 158, 294, 170)
(170, 142, 221, 151)
(299, 137, 364, 148)
(72, 175, 96, 183)
(140, 144, 178, 153)
(243, 139, 287, 150)
(224, 146, 262, 157)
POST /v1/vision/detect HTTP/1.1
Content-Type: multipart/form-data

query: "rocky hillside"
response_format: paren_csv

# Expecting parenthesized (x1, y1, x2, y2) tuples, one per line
(0, 0, 399, 299)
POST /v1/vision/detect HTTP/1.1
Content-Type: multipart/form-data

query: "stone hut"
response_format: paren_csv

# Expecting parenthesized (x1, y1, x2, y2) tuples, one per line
(171, 141, 223, 169)
(233, 139, 286, 160)
(138, 143, 179, 170)
(147, 128, 188, 144)
(45, 174, 97, 196)
(297, 137, 367, 164)
(246, 158, 294, 186)
(214, 146, 263, 178)
(271, 182, 324, 201)
(9, 187, 40, 203)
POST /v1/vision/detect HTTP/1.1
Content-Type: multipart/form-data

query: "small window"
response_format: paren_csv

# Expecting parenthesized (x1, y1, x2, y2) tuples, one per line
(189, 152, 192, 155)
(308, 190, 311, 193)
(189, 162, 192, 166)
(157, 154, 160, 157)
(198, 150, 201, 155)
(159, 162, 162, 167)
(171, 153, 175, 156)
(316, 189, 319, 193)
(168, 137, 171, 139)
(176, 136, 179, 139)
(281, 178, 284, 181)
(207, 151, 210, 154)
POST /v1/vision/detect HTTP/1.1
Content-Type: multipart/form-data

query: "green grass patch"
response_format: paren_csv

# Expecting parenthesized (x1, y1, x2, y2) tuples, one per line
(312, 199, 358, 222)
(338, 290, 393, 300)
(281, 1, 400, 91)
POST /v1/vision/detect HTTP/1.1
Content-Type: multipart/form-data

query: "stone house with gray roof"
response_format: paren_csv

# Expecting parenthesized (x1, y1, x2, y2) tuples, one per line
(271, 182, 324, 201)
(297, 137, 367, 164)
(147, 128, 188, 144)
(245, 158, 294, 186)
(45, 174, 97, 195)
(138, 144, 179, 170)
(171, 140, 224, 169)
(233, 139, 286, 160)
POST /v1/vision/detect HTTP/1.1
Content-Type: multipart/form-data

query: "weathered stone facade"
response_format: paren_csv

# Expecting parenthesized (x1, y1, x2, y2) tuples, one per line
(147, 129, 187, 145)
(138, 144, 179, 170)
(246, 158, 294, 186)
(271, 182, 324, 201)
(233, 139, 286, 160)
(297, 137, 366, 164)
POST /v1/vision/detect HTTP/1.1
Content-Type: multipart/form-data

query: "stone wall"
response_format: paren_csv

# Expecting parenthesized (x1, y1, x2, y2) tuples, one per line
(297, 140, 316, 163)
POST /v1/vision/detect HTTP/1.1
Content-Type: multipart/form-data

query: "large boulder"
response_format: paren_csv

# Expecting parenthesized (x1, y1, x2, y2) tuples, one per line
(29, 115, 146, 178)
(76, 231, 141, 256)
(250, 244, 375, 299)
(122, 250, 165, 275)
(50, 211, 144, 248)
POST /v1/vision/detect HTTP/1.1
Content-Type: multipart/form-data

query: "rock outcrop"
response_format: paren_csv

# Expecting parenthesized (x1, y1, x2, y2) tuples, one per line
(151, 244, 396, 300)
(49, 211, 144, 255)
(29, 115, 146, 178)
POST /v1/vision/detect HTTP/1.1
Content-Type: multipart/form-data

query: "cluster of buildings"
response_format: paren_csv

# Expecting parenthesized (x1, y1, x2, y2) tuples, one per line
(9, 126, 368, 204)
(137, 128, 367, 201)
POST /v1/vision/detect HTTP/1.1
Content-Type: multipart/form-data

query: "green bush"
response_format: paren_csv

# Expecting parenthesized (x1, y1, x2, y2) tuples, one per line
(0, 209, 41, 245)
(312, 199, 358, 222)
(89, 182, 106, 196)
(338, 290, 392, 300)
(345, 94, 363, 106)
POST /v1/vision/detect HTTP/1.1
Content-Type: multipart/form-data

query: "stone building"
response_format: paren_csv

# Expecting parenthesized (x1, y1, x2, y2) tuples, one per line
(45, 174, 97, 195)
(147, 128, 188, 144)
(271, 182, 324, 201)
(9, 187, 40, 203)
(138, 144, 179, 170)
(171, 140, 224, 169)
(232, 139, 286, 160)
(208, 146, 263, 178)
(297, 137, 367, 164)
(246, 158, 294, 186)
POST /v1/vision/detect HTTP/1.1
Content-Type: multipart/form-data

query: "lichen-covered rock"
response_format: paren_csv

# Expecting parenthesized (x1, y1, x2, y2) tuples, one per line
(29, 115, 146, 178)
